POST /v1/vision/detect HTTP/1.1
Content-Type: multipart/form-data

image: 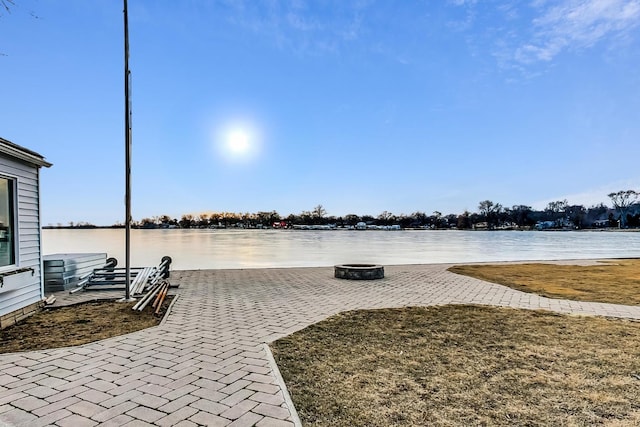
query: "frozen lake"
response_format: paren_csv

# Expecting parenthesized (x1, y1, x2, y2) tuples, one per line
(42, 228, 640, 270)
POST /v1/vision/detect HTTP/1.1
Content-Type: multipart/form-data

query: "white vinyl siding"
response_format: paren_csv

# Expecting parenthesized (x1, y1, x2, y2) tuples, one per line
(0, 155, 43, 317)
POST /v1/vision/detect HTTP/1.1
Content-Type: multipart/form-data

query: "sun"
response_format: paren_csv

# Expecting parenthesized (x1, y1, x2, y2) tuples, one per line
(212, 120, 262, 164)
(226, 130, 250, 155)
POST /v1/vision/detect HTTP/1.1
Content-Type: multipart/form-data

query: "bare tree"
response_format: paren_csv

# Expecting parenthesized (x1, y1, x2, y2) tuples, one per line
(2, 1, 40, 56)
(478, 200, 502, 228)
(0, 0, 13, 55)
(179, 214, 194, 229)
(1, 1, 38, 19)
(546, 199, 568, 214)
(608, 190, 638, 228)
(312, 204, 327, 220)
(457, 211, 472, 229)
(377, 211, 394, 225)
(256, 211, 280, 227)
(1, 0, 14, 16)
(509, 205, 533, 227)
(545, 199, 568, 227)
(344, 214, 360, 226)
(430, 211, 443, 228)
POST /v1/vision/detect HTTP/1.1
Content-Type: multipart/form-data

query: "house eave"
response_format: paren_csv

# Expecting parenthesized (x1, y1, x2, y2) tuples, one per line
(0, 137, 52, 168)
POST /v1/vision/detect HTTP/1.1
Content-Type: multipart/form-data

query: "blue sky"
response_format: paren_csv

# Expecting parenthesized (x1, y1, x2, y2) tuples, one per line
(1, 0, 639, 226)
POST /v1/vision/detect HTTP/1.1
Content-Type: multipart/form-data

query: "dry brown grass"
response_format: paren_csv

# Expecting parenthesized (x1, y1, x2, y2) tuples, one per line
(271, 305, 640, 426)
(448, 259, 640, 305)
(0, 297, 172, 354)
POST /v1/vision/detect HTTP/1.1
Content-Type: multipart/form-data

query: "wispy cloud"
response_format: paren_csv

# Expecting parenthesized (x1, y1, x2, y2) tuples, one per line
(516, 0, 640, 64)
(452, 0, 640, 71)
(222, 0, 369, 55)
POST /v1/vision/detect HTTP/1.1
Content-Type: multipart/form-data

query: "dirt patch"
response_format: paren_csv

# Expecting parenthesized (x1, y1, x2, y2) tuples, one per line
(0, 296, 173, 354)
(271, 305, 640, 426)
(448, 259, 640, 305)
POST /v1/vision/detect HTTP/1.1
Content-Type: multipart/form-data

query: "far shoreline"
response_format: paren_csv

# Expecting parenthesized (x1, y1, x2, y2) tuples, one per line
(42, 225, 640, 232)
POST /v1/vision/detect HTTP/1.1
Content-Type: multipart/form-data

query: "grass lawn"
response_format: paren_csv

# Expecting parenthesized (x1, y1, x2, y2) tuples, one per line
(271, 305, 640, 426)
(448, 259, 640, 305)
(0, 297, 172, 354)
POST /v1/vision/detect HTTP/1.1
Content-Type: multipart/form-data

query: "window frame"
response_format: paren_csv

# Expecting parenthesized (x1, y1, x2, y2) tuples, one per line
(0, 174, 18, 272)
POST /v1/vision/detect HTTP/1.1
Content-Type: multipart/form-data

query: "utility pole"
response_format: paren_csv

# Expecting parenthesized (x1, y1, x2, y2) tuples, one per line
(124, 0, 132, 300)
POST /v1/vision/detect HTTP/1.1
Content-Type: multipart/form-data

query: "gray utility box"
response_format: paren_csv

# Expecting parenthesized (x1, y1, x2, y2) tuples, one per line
(43, 253, 107, 292)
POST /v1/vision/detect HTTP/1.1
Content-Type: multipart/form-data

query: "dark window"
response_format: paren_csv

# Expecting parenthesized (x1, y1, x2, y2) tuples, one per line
(0, 177, 15, 267)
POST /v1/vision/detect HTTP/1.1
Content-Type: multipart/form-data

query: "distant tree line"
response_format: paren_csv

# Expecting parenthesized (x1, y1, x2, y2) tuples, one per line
(117, 190, 639, 231)
(44, 190, 639, 230)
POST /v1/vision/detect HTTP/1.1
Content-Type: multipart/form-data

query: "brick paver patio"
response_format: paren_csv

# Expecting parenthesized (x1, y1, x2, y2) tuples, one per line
(2, 262, 640, 426)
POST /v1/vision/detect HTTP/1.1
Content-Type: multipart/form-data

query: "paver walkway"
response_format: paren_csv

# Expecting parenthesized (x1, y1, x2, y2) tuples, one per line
(2, 262, 640, 426)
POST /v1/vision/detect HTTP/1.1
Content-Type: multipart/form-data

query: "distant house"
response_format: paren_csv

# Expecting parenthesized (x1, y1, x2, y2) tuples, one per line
(534, 220, 556, 230)
(0, 137, 52, 328)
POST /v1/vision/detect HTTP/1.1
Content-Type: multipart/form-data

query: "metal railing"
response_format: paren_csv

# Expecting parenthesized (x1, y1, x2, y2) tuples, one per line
(69, 256, 172, 296)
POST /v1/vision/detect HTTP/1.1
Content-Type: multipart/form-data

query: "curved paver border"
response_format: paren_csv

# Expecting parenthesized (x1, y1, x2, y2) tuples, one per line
(159, 294, 180, 327)
(262, 344, 302, 427)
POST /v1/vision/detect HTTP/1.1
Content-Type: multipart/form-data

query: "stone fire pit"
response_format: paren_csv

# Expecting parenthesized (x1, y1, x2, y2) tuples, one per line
(334, 264, 384, 280)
